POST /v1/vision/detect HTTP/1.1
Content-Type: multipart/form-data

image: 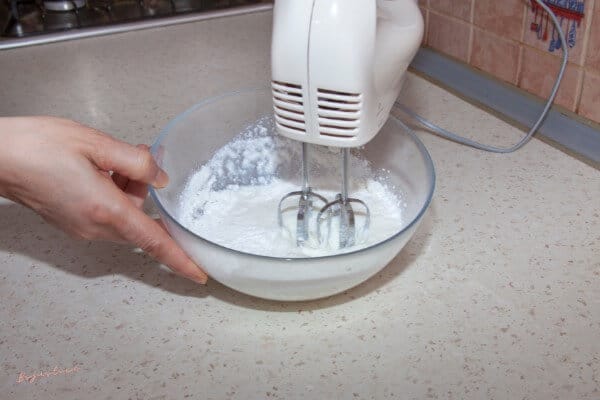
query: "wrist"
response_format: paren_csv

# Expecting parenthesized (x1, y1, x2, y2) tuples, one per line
(0, 117, 38, 201)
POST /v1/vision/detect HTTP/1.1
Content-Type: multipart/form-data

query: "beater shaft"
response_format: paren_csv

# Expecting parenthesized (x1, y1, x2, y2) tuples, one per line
(317, 148, 370, 249)
(341, 147, 349, 201)
(277, 142, 327, 246)
(302, 142, 309, 190)
(339, 148, 355, 247)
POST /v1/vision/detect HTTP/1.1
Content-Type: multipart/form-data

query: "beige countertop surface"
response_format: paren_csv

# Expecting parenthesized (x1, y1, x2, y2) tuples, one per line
(1, 10, 599, 400)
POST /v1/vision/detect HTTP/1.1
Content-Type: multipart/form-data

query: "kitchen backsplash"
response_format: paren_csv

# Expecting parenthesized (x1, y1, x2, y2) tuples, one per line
(418, 0, 600, 125)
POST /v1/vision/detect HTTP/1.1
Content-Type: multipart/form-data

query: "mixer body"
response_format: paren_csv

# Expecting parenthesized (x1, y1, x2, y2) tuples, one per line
(272, 0, 424, 249)
(271, 0, 424, 148)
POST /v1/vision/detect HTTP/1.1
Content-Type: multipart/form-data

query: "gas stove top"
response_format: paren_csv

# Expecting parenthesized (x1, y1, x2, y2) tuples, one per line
(0, 0, 271, 48)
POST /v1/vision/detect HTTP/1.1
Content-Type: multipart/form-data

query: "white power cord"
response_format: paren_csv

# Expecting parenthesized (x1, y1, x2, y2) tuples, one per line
(394, 0, 568, 153)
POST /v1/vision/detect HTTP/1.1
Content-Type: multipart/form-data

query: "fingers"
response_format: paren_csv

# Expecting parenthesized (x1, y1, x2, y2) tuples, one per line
(123, 179, 148, 209)
(111, 172, 129, 190)
(89, 138, 168, 188)
(124, 144, 152, 208)
(111, 172, 148, 209)
(116, 204, 208, 284)
(80, 132, 203, 283)
(154, 218, 167, 230)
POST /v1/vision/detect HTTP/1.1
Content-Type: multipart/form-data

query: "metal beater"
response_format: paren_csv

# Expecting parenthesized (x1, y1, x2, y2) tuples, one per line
(278, 145, 370, 248)
(277, 143, 328, 246)
(316, 148, 370, 248)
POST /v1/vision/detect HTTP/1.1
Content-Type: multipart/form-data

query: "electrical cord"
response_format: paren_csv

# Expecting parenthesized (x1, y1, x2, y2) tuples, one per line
(394, 0, 568, 153)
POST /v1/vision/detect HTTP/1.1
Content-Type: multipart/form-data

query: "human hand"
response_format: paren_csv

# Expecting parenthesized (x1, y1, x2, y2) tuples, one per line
(0, 116, 207, 284)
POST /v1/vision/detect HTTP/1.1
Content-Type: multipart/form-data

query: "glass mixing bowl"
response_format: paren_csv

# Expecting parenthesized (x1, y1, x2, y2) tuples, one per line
(149, 88, 435, 301)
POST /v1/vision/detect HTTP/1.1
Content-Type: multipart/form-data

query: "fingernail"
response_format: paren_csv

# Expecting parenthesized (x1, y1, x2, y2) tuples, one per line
(154, 169, 169, 188)
(191, 272, 208, 285)
(189, 262, 208, 285)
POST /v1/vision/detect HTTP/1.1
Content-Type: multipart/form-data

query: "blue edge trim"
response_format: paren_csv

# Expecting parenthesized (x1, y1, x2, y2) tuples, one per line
(410, 48, 600, 165)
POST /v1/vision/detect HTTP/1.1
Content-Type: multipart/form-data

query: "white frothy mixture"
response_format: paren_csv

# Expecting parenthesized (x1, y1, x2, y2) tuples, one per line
(177, 117, 406, 257)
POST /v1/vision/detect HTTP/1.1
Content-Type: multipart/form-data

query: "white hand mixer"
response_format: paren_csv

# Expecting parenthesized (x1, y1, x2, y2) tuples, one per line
(272, 0, 423, 248)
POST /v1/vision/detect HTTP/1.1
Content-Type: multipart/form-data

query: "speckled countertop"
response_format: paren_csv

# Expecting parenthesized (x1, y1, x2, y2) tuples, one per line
(1, 11, 599, 400)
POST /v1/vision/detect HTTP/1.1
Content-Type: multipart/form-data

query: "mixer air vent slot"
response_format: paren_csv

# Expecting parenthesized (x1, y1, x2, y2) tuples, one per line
(317, 88, 361, 138)
(272, 81, 306, 133)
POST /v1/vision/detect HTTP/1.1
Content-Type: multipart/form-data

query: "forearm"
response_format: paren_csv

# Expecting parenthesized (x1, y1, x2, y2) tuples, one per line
(0, 116, 42, 204)
(0, 116, 77, 210)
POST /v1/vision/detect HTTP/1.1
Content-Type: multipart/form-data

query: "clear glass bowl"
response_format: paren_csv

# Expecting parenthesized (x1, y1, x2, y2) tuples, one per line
(149, 88, 435, 301)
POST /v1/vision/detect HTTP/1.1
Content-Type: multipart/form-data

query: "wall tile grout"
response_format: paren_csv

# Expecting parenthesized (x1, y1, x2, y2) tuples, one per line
(427, 8, 472, 25)
(516, 45, 524, 86)
(519, 2, 528, 43)
(515, 3, 529, 86)
(573, 68, 584, 113)
(574, 0, 596, 112)
(467, 26, 474, 64)
(467, 0, 475, 63)
(578, 0, 594, 66)
(469, 0, 475, 23)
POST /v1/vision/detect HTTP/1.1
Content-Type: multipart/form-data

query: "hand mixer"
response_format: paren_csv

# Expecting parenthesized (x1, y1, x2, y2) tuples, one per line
(272, 0, 423, 248)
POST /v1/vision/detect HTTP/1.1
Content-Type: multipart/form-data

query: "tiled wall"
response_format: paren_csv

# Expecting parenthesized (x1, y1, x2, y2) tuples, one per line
(418, 0, 600, 125)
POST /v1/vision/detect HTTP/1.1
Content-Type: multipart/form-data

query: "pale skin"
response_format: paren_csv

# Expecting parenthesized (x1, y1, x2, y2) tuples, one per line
(0, 116, 208, 284)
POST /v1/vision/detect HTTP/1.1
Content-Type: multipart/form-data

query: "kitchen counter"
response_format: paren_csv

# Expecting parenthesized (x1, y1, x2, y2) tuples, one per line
(1, 11, 599, 400)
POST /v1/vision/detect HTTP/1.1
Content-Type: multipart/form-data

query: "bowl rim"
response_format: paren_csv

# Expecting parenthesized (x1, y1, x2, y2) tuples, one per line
(149, 87, 436, 262)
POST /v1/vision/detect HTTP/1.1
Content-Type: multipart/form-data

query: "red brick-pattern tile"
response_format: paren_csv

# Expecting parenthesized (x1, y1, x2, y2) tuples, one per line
(471, 28, 521, 84)
(429, 0, 471, 22)
(473, 0, 525, 42)
(578, 69, 600, 123)
(585, 3, 600, 70)
(427, 11, 471, 62)
(518, 46, 582, 111)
